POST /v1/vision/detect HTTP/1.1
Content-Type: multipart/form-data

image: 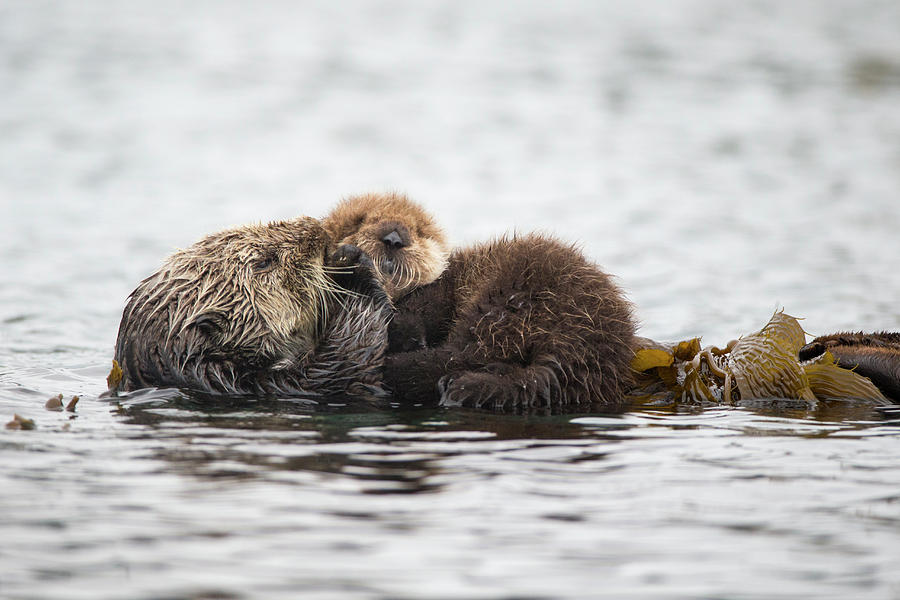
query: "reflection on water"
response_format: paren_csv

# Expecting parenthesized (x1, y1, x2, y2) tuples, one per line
(111, 392, 899, 496)
(3, 0, 900, 598)
(4, 390, 900, 599)
(112, 391, 602, 492)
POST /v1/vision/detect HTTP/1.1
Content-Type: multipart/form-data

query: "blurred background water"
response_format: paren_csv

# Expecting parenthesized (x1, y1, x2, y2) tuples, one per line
(2, 1, 900, 598)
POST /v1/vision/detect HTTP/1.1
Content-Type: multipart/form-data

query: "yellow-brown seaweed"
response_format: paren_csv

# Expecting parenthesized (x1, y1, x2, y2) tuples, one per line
(106, 360, 123, 390)
(5, 414, 36, 430)
(45, 393, 64, 411)
(631, 311, 888, 405)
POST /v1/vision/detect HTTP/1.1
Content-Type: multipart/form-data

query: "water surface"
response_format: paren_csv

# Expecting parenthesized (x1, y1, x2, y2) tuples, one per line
(2, 1, 900, 598)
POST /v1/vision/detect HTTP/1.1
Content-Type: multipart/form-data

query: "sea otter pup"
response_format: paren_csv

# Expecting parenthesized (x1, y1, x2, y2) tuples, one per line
(799, 332, 900, 402)
(322, 192, 450, 298)
(111, 217, 392, 397)
(382, 234, 637, 412)
(322, 193, 636, 412)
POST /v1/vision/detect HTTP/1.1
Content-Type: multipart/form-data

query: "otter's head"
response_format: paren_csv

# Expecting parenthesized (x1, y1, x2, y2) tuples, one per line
(322, 192, 450, 297)
(126, 217, 332, 368)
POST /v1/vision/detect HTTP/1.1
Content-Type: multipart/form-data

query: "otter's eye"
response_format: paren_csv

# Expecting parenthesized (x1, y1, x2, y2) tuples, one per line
(252, 254, 277, 272)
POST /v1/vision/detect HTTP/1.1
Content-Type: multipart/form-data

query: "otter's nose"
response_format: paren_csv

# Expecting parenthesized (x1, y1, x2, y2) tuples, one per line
(382, 230, 405, 250)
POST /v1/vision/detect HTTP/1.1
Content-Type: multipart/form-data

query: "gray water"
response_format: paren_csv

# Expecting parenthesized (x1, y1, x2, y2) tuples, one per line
(2, 1, 900, 598)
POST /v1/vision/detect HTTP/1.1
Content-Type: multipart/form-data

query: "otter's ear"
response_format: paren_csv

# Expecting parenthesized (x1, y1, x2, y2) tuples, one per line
(190, 312, 227, 338)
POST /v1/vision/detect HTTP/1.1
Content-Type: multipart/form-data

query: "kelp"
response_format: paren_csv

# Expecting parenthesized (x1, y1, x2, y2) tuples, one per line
(45, 393, 65, 411)
(630, 311, 887, 405)
(44, 393, 79, 412)
(106, 360, 123, 391)
(5, 414, 36, 430)
(804, 352, 888, 401)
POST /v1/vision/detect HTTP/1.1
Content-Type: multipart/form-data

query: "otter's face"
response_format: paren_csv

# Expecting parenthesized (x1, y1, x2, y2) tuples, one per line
(142, 217, 331, 366)
(324, 193, 450, 297)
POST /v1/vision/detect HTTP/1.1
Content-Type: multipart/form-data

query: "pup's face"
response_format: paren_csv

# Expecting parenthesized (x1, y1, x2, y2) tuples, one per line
(324, 193, 450, 297)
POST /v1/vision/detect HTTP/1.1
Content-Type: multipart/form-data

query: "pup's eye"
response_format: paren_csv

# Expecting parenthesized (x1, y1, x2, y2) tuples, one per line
(253, 254, 277, 272)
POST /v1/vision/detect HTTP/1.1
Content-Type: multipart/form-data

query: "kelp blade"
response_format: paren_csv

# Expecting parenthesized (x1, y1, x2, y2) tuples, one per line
(629, 311, 888, 405)
(729, 311, 816, 402)
(804, 355, 887, 402)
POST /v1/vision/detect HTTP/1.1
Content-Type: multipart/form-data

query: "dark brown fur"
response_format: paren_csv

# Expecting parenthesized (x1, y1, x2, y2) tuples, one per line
(800, 332, 900, 402)
(322, 192, 450, 298)
(112, 218, 391, 398)
(383, 234, 637, 413)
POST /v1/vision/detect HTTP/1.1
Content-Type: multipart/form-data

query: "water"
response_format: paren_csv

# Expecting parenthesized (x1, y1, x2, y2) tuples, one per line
(2, 1, 900, 598)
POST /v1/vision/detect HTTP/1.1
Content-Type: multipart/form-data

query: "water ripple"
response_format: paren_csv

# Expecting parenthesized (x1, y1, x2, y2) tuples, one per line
(3, 1, 900, 598)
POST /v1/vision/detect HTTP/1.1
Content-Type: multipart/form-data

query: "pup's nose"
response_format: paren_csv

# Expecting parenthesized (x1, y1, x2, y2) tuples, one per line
(382, 230, 405, 249)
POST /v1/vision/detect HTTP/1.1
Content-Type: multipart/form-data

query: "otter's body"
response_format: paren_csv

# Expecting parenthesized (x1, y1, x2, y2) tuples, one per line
(112, 218, 391, 398)
(800, 332, 900, 402)
(384, 234, 637, 413)
(320, 193, 636, 412)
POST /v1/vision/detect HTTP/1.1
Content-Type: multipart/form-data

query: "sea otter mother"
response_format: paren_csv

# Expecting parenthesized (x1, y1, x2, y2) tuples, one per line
(111, 217, 392, 398)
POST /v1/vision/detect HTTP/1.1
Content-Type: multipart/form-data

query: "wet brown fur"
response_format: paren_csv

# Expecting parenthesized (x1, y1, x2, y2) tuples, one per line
(322, 192, 450, 298)
(800, 332, 900, 402)
(383, 234, 637, 413)
(112, 217, 391, 397)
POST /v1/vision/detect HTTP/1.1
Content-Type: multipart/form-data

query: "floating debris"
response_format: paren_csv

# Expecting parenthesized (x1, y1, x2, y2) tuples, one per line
(45, 394, 65, 411)
(5, 414, 36, 430)
(45, 394, 79, 412)
(848, 55, 900, 92)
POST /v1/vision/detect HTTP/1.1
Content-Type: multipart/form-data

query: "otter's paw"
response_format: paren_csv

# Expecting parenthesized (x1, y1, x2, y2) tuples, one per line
(438, 370, 519, 412)
(798, 341, 827, 362)
(328, 244, 390, 308)
(328, 243, 363, 269)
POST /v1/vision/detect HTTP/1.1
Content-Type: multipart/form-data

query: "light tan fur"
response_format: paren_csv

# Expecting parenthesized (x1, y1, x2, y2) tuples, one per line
(113, 217, 391, 397)
(322, 192, 450, 297)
